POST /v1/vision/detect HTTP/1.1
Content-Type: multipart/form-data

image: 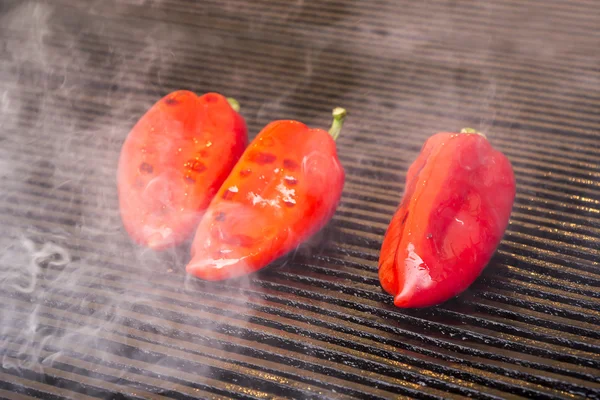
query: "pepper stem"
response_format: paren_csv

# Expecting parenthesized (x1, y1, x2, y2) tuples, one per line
(328, 107, 347, 141)
(460, 127, 487, 138)
(227, 97, 240, 113)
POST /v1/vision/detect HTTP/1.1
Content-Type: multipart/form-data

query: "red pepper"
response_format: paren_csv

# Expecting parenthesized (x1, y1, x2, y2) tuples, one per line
(117, 91, 247, 250)
(186, 108, 347, 281)
(379, 129, 516, 308)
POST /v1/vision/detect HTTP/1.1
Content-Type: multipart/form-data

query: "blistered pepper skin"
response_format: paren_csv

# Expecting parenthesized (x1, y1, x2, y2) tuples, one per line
(186, 117, 345, 281)
(379, 131, 516, 308)
(117, 91, 247, 250)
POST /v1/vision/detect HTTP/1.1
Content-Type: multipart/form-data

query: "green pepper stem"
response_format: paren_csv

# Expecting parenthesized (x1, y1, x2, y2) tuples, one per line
(460, 127, 487, 138)
(328, 107, 347, 141)
(227, 97, 240, 113)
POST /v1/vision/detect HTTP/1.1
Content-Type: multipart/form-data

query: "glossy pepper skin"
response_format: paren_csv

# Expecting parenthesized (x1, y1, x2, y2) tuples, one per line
(186, 108, 347, 281)
(379, 129, 516, 308)
(117, 91, 247, 250)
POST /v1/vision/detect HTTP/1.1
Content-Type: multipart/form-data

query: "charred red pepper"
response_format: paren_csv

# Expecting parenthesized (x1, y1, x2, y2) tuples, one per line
(186, 108, 347, 281)
(379, 129, 516, 308)
(117, 91, 247, 250)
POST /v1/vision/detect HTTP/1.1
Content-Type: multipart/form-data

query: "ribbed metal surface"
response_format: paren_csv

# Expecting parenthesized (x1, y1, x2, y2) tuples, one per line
(1, 0, 599, 398)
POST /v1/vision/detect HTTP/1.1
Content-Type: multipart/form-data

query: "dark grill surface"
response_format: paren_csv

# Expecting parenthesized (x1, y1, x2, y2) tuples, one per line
(1, 0, 599, 399)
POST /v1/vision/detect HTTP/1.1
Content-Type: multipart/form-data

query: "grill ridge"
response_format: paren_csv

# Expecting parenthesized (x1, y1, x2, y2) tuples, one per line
(0, 285, 584, 399)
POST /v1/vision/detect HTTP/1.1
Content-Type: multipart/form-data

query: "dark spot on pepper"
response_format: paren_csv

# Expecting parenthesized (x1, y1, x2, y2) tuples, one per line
(426, 233, 433, 239)
(400, 211, 409, 226)
(240, 169, 252, 177)
(284, 176, 297, 185)
(204, 94, 218, 103)
(222, 188, 236, 200)
(184, 175, 195, 184)
(251, 152, 277, 165)
(188, 160, 206, 173)
(139, 162, 153, 174)
(215, 212, 226, 222)
(283, 159, 299, 170)
(164, 97, 179, 105)
(284, 201, 296, 208)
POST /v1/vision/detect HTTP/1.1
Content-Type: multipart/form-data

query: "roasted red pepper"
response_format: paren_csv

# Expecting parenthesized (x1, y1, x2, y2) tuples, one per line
(186, 108, 347, 280)
(379, 129, 516, 308)
(117, 91, 247, 250)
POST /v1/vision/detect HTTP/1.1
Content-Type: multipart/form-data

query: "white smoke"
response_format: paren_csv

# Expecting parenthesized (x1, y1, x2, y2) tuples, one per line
(3, 0, 590, 397)
(0, 1, 263, 394)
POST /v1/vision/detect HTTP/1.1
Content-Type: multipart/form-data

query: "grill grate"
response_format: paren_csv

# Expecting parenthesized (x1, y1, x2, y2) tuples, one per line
(1, 0, 599, 399)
